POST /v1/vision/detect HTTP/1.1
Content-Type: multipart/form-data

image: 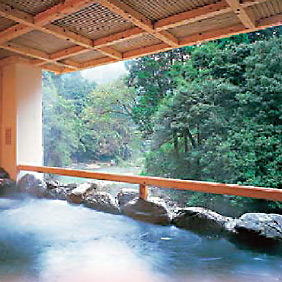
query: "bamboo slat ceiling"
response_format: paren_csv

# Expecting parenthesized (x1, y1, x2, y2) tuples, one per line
(0, 0, 281, 74)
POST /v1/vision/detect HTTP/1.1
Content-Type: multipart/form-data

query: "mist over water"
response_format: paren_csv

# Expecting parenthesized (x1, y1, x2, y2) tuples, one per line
(0, 198, 282, 282)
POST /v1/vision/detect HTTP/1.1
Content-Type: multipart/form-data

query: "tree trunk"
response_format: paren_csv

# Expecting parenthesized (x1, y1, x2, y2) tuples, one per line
(173, 130, 179, 154)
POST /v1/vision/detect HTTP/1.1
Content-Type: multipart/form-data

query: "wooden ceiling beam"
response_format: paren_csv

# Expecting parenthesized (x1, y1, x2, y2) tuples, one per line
(96, 0, 179, 47)
(79, 57, 117, 69)
(50, 45, 88, 61)
(154, 0, 232, 31)
(0, 42, 50, 60)
(95, 46, 122, 60)
(44, 24, 93, 47)
(0, 0, 97, 41)
(0, 0, 271, 65)
(0, 24, 33, 44)
(0, 42, 79, 69)
(93, 27, 145, 48)
(0, 1, 123, 61)
(121, 13, 282, 63)
(226, 0, 256, 29)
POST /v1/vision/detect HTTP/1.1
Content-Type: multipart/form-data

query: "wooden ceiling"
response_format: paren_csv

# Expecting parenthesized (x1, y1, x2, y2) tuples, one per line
(0, 0, 281, 74)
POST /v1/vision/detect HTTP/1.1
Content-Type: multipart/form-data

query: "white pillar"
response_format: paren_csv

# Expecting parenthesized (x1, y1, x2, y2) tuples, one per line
(0, 62, 43, 179)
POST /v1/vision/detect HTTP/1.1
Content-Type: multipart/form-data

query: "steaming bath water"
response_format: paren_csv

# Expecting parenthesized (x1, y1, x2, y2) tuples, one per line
(0, 198, 282, 282)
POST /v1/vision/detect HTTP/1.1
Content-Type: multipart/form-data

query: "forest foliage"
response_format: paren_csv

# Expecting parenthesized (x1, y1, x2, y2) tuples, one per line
(43, 26, 282, 212)
(43, 72, 139, 166)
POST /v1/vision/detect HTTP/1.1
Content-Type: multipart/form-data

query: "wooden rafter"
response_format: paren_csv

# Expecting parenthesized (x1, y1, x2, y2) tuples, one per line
(154, 0, 232, 31)
(226, 0, 256, 29)
(0, 42, 79, 69)
(0, 0, 280, 74)
(0, 0, 121, 61)
(96, 0, 179, 47)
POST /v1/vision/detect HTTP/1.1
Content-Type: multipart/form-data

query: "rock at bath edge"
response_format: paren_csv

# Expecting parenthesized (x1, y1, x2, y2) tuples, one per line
(84, 192, 120, 215)
(123, 198, 171, 225)
(116, 188, 139, 210)
(172, 207, 233, 236)
(235, 213, 282, 242)
(67, 182, 95, 204)
(17, 174, 46, 197)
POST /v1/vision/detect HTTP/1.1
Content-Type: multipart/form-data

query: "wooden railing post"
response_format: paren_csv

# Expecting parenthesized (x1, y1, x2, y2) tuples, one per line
(139, 183, 148, 200)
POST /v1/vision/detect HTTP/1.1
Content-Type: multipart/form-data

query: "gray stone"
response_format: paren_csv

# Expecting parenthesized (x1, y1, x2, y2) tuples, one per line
(116, 188, 139, 209)
(0, 167, 9, 179)
(235, 213, 282, 241)
(17, 174, 46, 197)
(67, 182, 95, 204)
(123, 197, 171, 225)
(84, 192, 120, 215)
(172, 207, 233, 236)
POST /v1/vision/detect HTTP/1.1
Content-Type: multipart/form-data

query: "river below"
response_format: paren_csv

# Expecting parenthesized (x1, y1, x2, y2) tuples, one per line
(0, 197, 282, 282)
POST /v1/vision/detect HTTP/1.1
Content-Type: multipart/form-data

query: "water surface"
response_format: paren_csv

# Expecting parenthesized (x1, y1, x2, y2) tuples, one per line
(0, 198, 282, 282)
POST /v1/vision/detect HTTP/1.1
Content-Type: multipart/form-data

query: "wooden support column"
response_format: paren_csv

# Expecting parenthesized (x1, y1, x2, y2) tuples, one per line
(139, 183, 148, 200)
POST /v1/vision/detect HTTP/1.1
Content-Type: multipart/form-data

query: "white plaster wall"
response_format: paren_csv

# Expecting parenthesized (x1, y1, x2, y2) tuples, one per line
(0, 63, 43, 179)
(16, 64, 43, 168)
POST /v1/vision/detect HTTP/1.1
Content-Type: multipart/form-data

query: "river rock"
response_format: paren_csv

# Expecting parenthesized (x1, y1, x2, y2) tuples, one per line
(18, 174, 46, 197)
(172, 207, 233, 236)
(0, 167, 9, 179)
(117, 188, 139, 209)
(234, 213, 282, 242)
(84, 192, 120, 214)
(67, 182, 95, 204)
(122, 197, 171, 225)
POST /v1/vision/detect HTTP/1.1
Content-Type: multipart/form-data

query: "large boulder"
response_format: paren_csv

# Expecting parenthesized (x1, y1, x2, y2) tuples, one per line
(117, 188, 139, 209)
(17, 174, 46, 197)
(122, 197, 171, 225)
(234, 213, 282, 242)
(83, 192, 120, 215)
(172, 207, 233, 236)
(67, 182, 95, 204)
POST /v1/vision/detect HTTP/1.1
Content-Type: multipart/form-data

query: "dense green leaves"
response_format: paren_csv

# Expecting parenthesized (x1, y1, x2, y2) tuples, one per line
(126, 32, 282, 212)
(43, 73, 139, 166)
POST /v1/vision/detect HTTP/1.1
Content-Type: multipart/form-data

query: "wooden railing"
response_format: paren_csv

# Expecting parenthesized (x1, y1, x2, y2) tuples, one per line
(17, 164, 282, 202)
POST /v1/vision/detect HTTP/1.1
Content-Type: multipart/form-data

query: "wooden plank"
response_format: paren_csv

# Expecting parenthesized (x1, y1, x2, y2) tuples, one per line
(60, 59, 80, 68)
(0, 24, 33, 44)
(123, 42, 171, 60)
(1, 42, 50, 60)
(79, 56, 117, 69)
(226, 0, 256, 28)
(0, 42, 79, 69)
(17, 165, 282, 202)
(154, 31, 179, 47)
(50, 45, 88, 61)
(154, 0, 232, 31)
(97, 46, 123, 60)
(179, 24, 246, 46)
(93, 27, 145, 48)
(43, 24, 93, 48)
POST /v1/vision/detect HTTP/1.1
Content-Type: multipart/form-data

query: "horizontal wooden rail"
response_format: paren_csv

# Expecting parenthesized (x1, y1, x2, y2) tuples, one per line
(17, 164, 282, 202)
